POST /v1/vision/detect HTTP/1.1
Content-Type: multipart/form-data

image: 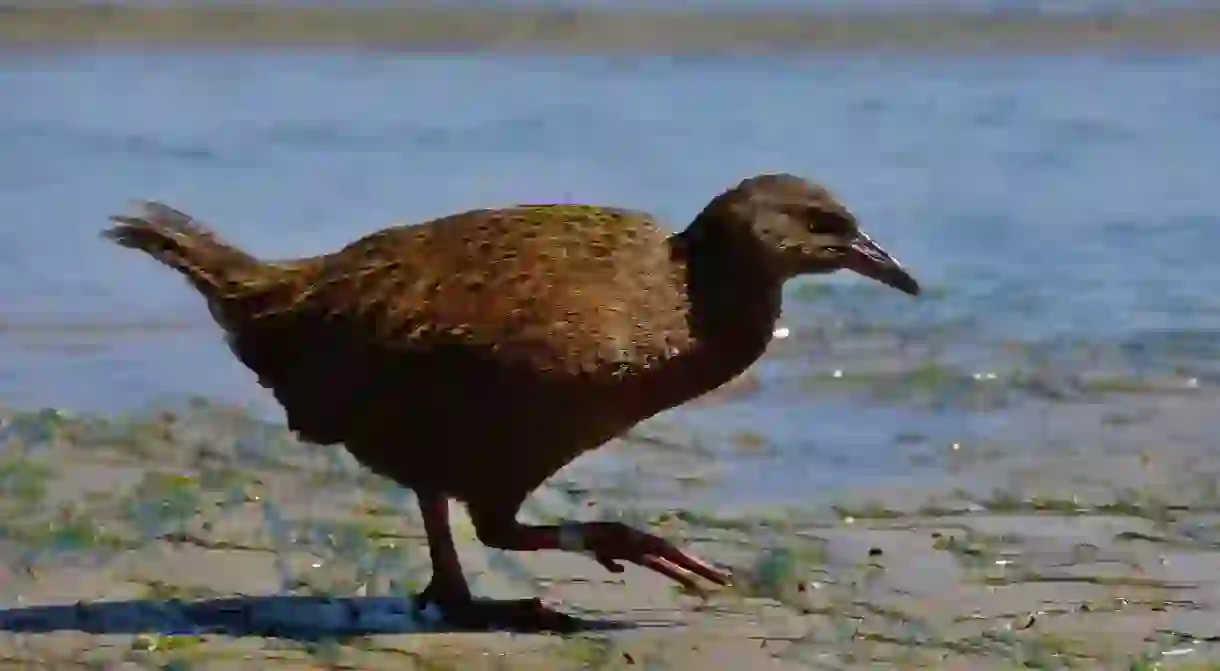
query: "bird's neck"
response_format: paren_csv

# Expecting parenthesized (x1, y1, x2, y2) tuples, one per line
(671, 218, 783, 384)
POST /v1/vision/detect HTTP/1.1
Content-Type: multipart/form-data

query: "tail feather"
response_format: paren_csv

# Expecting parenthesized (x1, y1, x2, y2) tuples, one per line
(102, 201, 261, 300)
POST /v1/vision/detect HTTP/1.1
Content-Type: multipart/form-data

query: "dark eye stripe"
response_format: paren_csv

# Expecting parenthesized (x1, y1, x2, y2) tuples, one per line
(810, 210, 855, 236)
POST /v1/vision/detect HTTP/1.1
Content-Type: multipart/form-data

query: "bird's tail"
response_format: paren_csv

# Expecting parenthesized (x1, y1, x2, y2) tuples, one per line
(102, 201, 264, 305)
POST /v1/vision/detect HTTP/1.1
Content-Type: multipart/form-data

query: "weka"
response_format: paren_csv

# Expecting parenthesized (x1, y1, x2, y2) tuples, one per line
(103, 173, 920, 629)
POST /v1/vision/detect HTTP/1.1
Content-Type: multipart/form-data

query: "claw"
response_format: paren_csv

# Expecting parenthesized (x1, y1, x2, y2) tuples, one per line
(640, 554, 707, 598)
(595, 554, 625, 574)
(666, 547, 732, 587)
(583, 522, 732, 594)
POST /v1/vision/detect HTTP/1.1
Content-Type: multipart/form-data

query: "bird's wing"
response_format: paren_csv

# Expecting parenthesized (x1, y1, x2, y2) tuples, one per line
(235, 204, 695, 379)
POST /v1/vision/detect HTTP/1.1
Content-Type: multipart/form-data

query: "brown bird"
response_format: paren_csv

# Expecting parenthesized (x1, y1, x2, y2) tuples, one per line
(102, 173, 920, 630)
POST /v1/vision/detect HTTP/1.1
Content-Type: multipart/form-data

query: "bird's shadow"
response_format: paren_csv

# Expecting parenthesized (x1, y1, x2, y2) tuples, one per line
(0, 594, 640, 640)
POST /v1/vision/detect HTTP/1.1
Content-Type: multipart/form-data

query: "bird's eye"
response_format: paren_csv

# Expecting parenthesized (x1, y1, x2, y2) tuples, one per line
(807, 209, 855, 236)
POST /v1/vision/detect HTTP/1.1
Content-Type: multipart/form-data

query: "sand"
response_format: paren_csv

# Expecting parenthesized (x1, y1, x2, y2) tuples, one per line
(4, 388, 1220, 669)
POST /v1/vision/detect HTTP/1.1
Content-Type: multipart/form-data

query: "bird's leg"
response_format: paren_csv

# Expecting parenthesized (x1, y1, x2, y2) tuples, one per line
(414, 494, 576, 631)
(416, 493, 470, 606)
(470, 513, 732, 597)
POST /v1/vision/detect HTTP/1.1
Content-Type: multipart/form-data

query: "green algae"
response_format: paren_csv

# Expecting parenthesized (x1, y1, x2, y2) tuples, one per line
(831, 501, 907, 521)
(550, 636, 618, 669)
(0, 502, 131, 553)
(0, 407, 73, 445)
(131, 633, 204, 654)
(125, 472, 205, 534)
(658, 508, 790, 534)
(932, 529, 1010, 567)
(138, 579, 222, 603)
(0, 457, 53, 509)
(733, 542, 829, 606)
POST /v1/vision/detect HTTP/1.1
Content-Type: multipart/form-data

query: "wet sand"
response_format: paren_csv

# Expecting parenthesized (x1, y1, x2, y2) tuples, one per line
(3, 6, 1220, 52)
(4, 382, 1220, 669)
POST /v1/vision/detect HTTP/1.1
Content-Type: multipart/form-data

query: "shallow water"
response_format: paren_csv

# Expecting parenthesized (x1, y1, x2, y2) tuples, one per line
(2, 50, 1218, 504)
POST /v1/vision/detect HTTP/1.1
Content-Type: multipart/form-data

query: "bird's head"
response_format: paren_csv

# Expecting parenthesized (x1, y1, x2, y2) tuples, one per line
(695, 173, 920, 296)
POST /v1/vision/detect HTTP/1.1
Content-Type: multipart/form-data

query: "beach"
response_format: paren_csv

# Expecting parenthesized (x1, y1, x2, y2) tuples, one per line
(3, 7, 1220, 668)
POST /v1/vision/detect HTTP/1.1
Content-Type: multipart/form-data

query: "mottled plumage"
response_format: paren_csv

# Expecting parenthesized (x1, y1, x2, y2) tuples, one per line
(104, 173, 920, 630)
(247, 204, 696, 376)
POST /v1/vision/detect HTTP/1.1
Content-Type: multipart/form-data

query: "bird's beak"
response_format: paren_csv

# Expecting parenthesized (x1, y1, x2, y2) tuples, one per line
(842, 232, 921, 296)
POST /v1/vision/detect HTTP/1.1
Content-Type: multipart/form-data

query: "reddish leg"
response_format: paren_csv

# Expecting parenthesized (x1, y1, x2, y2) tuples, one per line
(414, 494, 577, 631)
(470, 513, 732, 597)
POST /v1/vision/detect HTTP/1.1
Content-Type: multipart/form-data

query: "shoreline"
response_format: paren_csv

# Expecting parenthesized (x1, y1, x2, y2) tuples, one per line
(3, 6, 1220, 52)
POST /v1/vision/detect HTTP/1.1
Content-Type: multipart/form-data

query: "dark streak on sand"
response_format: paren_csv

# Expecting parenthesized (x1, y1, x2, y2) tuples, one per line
(3, 6, 1220, 52)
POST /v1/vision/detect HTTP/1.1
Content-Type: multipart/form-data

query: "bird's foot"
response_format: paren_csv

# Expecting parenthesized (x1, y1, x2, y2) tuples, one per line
(414, 587, 580, 633)
(578, 521, 732, 597)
